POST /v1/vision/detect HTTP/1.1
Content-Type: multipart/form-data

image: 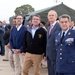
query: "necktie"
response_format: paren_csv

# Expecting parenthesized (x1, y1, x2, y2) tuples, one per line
(49, 25, 52, 35)
(60, 32, 65, 42)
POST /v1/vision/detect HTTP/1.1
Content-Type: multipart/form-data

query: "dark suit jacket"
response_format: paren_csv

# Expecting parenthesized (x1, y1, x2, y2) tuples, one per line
(46, 22, 61, 61)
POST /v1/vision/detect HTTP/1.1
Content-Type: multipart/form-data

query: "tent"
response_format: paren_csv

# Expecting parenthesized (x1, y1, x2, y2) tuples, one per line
(24, 2, 75, 25)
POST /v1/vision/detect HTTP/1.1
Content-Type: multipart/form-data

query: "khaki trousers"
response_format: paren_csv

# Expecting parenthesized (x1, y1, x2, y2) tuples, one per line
(9, 50, 15, 71)
(5, 45, 9, 60)
(22, 52, 43, 75)
(5, 45, 15, 71)
(13, 53, 24, 75)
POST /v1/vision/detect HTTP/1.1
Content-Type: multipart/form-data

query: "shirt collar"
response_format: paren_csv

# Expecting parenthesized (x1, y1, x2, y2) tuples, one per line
(50, 21, 57, 28)
(16, 24, 22, 31)
(3, 25, 6, 27)
(32, 26, 39, 30)
(62, 29, 69, 36)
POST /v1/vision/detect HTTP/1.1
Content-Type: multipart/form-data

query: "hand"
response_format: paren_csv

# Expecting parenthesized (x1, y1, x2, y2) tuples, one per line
(12, 49, 15, 53)
(6, 43, 10, 49)
(43, 57, 47, 61)
(16, 49, 20, 53)
(12, 49, 20, 54)
(22, 53, 25, 56)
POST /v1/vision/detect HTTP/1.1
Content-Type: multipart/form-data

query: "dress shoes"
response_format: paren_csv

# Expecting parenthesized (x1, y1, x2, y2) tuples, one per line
(3, 59, 9, 61)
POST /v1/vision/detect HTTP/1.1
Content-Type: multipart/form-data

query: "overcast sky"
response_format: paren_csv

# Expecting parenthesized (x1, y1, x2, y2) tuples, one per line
(0, 0, 75, 23)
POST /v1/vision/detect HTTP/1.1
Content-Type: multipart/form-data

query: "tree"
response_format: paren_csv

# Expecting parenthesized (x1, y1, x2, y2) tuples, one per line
(14, 4, 35, 15)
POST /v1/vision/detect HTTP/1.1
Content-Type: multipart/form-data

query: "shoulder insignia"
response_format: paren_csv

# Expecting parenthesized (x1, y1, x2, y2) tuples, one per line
(68, 32, 71, 35)
(58, 33, 60, 36)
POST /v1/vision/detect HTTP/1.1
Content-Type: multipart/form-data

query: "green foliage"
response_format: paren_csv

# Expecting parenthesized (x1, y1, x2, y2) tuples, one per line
(14, 4, 35, 15)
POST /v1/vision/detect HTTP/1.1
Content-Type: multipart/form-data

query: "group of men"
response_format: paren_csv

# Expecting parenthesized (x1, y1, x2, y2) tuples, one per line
(1, 9, 75, 75)
(46, 10, 75, 75)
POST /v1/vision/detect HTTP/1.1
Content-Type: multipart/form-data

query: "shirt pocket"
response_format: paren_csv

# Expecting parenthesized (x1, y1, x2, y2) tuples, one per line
(65, 41, 74, 46)
(67, 58, 75, 64)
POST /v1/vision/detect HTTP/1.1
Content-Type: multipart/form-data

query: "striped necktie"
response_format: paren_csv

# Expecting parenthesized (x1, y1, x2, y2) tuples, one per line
(49, 25, 53, 35)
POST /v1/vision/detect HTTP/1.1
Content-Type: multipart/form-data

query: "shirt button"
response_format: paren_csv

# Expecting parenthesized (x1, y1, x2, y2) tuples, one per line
(60, 57, 62, 60)
(60, 48, 62, 50)
(60, 44, 62, 46)
(60, 53, 62, 55)
(68, 44, 70, 46)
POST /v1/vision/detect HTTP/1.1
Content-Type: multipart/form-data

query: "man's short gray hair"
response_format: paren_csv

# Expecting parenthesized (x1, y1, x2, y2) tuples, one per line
(59, 14, 71, 22)
(48, 10, 58, 18)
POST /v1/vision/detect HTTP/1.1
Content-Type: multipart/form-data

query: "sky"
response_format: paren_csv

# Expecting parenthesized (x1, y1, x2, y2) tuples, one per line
(0, 0, 75, 23)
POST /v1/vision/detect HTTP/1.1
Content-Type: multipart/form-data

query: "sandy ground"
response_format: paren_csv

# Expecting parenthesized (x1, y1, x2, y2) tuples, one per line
(0, 55, 48, 75)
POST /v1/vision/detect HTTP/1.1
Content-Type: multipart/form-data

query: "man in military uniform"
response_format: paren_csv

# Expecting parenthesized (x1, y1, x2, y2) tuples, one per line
(55, 14, 75, 75)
